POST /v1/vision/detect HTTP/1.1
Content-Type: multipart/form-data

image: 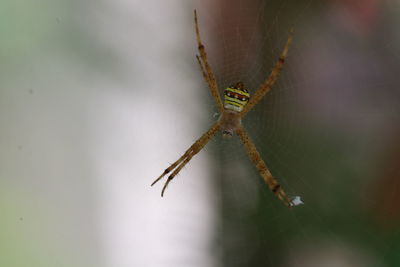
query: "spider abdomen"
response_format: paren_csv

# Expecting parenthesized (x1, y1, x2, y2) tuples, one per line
(219, 82, 249, 137)
(223, 82, 250, 113)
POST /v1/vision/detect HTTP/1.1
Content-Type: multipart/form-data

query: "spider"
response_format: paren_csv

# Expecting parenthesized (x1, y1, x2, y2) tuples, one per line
(152, 10, 302, 207)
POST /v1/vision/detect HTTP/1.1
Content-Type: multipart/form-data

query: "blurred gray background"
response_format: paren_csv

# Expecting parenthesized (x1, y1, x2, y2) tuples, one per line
(1, 0, 400, 266)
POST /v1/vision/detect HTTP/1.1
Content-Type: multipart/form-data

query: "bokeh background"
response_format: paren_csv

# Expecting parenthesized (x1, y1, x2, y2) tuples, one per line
(1, 0, 400, 266)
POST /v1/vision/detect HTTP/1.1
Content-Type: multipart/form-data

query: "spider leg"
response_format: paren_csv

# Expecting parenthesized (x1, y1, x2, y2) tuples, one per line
(240, 28, 294, 117)
(194, 10, 224, 113)
(152, 122, 220, 196)
(161, 151, 194, 196)
(196, 55, 215, 101)
(151, 150, 191, 187)
(236, 126, 293, 207)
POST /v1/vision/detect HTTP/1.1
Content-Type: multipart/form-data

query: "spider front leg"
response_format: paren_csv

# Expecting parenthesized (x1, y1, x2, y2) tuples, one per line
(241, 28, 294, 117)
(236, 126, 301, 207)
(160, 151, 195, 196)
(152, 122, 220, 196)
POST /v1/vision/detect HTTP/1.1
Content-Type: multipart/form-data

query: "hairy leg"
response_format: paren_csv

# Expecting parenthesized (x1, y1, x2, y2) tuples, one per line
(152, 122, 220, 196)
(194, 10, 224, 112)
(236, 126, 293, 207)
(241, 29, 294, 117)
(196, 55, 214, 102)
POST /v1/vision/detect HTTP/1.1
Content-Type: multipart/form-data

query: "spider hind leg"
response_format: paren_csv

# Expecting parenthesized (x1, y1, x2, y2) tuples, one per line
(194, 10, 224, 112)
(240, 28, 294, 117)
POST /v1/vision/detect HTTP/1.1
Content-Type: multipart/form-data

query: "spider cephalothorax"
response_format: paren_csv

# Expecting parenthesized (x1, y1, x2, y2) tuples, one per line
(151, 10, 302, 208)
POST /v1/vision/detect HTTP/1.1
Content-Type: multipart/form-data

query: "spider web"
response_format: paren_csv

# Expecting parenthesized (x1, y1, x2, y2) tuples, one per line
(1, 0, 399, 266)
(194, 0, 400, 266)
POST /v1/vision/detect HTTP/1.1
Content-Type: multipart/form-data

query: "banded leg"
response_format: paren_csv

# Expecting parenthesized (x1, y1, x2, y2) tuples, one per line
(236, 126, 292, 207)
(196, 55, 213, 99)
(160, 150, 195, 196)
(241, 28, 294, 117)
(194, 9, 224, 113)
(152, 122, 220, 196)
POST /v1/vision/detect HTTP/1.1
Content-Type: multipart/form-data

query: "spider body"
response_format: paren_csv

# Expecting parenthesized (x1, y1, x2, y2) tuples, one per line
(223, 82, 250, 113)
(219, 82, 249, 137)
(151, 10, 302, 208)
(219, 109, 242, 138)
